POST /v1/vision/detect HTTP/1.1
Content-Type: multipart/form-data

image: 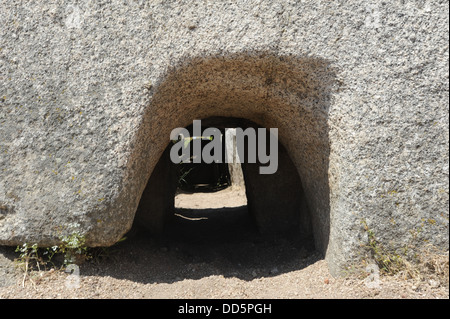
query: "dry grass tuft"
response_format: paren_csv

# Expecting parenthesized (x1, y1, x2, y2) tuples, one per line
(394, 245, 449, 288)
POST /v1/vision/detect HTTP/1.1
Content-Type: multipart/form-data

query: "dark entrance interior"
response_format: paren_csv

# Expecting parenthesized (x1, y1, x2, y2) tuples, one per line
(119, 117, 318, 281)
(130, 117, 314, 248)
(175, 120, 232, 193)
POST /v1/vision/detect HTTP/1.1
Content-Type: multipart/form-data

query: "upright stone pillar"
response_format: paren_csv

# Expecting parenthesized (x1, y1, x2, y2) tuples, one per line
(225, 128, 245, 191)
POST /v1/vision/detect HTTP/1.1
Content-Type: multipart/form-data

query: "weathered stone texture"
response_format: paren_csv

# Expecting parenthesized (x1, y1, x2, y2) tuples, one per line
(0, 0, 448, 275)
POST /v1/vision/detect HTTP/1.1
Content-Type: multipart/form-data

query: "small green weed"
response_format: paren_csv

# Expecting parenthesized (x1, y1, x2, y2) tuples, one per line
(360, 219, 406, 275)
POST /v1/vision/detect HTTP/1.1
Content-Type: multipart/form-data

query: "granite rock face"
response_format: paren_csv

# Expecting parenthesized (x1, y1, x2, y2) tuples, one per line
(0, 0, 448, 275)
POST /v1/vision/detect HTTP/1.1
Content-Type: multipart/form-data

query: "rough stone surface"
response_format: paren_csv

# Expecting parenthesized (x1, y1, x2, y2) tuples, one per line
(241, 138, 313, 239)
(133, 147, 178, 236)
(0, 247, 19, 288)
(225, 128, 246, 190)
(0, 0, 448, 276)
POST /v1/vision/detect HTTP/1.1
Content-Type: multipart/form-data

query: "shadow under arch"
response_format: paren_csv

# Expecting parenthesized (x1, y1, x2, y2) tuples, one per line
(116, 52, 337, 271)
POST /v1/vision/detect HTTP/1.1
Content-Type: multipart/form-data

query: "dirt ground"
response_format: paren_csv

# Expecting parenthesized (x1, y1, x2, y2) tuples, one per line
(0, 188, 448, 299)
